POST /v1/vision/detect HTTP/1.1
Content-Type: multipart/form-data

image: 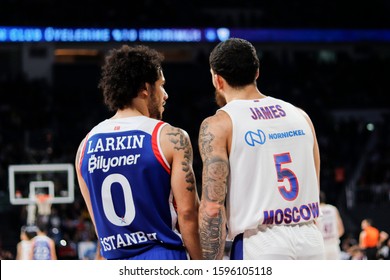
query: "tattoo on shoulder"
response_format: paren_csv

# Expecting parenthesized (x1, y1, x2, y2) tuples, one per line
(199, 120, 214, 158)
(166, 127, 195, 192)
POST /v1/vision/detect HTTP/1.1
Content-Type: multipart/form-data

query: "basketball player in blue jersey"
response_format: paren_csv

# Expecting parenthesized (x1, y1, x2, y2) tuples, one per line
(29, 220, 57, 260)
(198, 38, 325, 260)
(75, 45, 202, 260)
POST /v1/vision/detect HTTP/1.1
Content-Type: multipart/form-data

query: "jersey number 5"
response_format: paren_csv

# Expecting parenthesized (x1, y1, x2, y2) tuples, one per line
(274, 153, 299, 201)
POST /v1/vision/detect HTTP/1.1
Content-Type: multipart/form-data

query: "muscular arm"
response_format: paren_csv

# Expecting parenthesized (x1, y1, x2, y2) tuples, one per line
(299, 108, 321, 187)
(163, 125, 202, 260)
(75, 138, 95, 228)
(198, 113, 229, 260)
(75, 138, 105, 259)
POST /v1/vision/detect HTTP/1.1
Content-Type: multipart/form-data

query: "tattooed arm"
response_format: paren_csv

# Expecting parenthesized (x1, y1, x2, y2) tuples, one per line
(162, 124, 203, 260)
(198, 112, 230, 260)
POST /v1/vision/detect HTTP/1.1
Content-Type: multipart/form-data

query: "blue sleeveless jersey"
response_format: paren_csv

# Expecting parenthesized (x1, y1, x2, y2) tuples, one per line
(79, 116, 185, 259)
(32, 236, 52, 260)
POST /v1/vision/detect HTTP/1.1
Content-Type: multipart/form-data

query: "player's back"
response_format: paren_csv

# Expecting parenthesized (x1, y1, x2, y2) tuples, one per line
(31, 235, 52, 260)
(317, 204, 340, 244)
(220, 96, 320, 240)
(362, 226, 380, 248)
(79, 116, 185, 259)
(316, 203, 343, 259)
(18, 240, 32, 260)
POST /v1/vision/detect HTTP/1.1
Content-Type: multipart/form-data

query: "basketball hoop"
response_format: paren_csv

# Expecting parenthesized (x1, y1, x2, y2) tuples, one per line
(35, 194, 52, 216)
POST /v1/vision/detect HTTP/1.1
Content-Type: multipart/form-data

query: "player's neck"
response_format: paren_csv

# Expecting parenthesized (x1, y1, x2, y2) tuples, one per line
(112, 103, 147, 119)
(226, 86, 266, 102)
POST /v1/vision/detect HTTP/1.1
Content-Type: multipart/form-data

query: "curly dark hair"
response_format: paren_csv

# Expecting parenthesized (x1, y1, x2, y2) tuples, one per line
(98, 44, 164, 111)
(209, 38, 259, 88)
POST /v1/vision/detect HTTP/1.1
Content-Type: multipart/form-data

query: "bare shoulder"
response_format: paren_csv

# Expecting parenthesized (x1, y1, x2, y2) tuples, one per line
(161, 123, 191, 147)
(296, 106, 316, 129)
(201, 110, 230, 127)
(75, 137, 87, 169)
(296, 106, 310, 119)
(160, 123, 193, 163)
(199, 111, 230, 138)
(198, 111, 231, 157)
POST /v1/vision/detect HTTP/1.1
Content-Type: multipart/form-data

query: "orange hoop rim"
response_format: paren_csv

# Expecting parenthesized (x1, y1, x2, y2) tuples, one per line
(35, 193, 52, 203)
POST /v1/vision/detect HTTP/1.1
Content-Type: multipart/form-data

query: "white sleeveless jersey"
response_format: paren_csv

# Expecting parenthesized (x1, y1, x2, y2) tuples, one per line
(220, 97, 320, 240)
(316, 204, 340, 245)
(19, 240, 32, 260)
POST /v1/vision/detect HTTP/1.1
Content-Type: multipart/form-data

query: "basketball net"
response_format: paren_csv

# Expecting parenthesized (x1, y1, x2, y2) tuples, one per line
(35, 194, 52, 216)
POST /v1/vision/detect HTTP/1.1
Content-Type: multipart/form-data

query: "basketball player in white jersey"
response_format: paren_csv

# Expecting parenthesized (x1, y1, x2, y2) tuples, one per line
(316, 191, 344, 259)
(75, 45, 202, 260)
(16, 225, 37, 260)
(198, 38, 325, 260)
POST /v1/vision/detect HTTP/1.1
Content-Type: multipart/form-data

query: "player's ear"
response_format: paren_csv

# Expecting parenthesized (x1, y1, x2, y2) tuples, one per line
(139, 83, 150, 98)
(210, 69, 220, 89)
(214, 73, 225, 91)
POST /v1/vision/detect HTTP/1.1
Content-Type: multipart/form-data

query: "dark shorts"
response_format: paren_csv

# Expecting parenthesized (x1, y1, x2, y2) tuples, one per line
(364, 247, 378, 260)
(230, 233, 244, 260)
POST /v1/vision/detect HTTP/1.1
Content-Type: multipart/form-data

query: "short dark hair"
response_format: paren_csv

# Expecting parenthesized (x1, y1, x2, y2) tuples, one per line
(364, 218, 374, 226)
(209, 38, 260, 88)
(98, 44, 164, 111)
(22, 225, 38, 239)
(35, 216, 49, 233)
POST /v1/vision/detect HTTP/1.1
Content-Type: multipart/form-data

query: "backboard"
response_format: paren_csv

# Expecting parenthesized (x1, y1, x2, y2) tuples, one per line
(8, 163, 75, 205)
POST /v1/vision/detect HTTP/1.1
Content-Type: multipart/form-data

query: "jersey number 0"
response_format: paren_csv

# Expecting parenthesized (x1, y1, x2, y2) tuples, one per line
(101, 173, 136, 226)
